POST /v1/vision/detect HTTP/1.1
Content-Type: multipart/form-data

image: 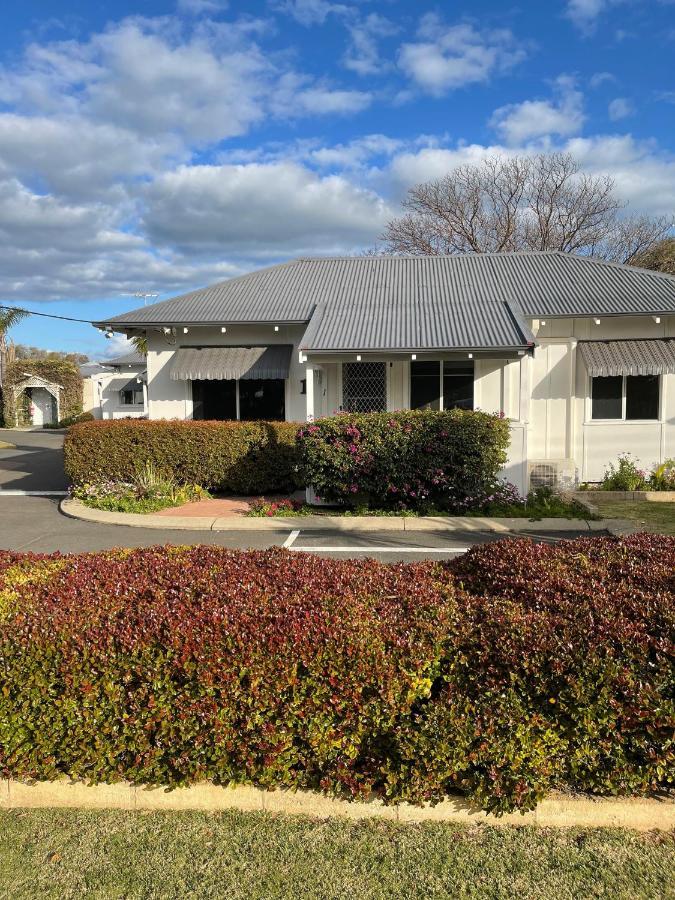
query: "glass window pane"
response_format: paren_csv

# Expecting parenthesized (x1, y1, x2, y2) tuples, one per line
(342, 362, 387, 412)
(591, 376, 622, 419)
(410, 361, 440, 410)
(626, 375, 659, 420)
(192, 379, 236, 420)
(443, 360, 474, 410)
(239, 379, 286, 421)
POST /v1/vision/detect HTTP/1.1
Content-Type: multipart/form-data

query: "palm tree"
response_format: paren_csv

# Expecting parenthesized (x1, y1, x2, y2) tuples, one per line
(130, 335, 148, 356)
(0, 306, 29, 387)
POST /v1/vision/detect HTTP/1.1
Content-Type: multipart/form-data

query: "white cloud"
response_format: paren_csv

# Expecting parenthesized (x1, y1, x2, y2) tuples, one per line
(589, 71, 615, 88)
(274, 0, 350, 26)
(295, 86, 372, 115)
(398, 15, 527, 96)
(490, 77, 585, 144)
(343, 13, 397, 76)
(177, 0, 228, 14)
(565, 0, 628, 34)
(608, 97, 634, 120)
(142, 161, 392, 255)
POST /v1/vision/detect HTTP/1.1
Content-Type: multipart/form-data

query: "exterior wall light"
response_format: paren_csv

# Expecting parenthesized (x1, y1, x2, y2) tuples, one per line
(183, 327, 189, 334)
(654, 316, 661, 324)
(356, 354, 362, 361)
(221, 326, 227, 333)
(594, 318, 601, 325)
(274, 326, 279, 332)
(411, 354, 417, 360)
(468, 353, 473, 359)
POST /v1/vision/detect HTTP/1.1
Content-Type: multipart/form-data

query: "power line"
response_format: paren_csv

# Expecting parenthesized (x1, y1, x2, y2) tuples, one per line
(0, 304, 95, 325)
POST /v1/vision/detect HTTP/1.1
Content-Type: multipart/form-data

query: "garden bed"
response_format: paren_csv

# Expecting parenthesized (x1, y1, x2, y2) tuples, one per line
(1, 536, 672, 815)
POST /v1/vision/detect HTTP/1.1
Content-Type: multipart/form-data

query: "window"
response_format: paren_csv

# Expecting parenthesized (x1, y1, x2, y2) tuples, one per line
(591, 375, 660, 421)
(410, 361, 441, 410)
(342, 362, 387, 412)
(239, 379, 285, 421)
(191, 378, 285, 421)
(443, 361, 474, 410)
(120, 388, 144, 406)
(409, 361, 474, 411)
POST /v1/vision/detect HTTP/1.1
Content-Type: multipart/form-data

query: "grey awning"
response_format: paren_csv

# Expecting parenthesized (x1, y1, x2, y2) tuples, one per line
(120, 377, 144, 392)
(170, 346, 293, 381)
(579, 339, 675, 376)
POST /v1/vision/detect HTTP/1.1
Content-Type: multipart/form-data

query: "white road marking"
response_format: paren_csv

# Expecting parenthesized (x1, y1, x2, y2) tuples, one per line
(0, 490, 68, 496)
(290, 546, 470, 554)
(283, 529, 301, 548)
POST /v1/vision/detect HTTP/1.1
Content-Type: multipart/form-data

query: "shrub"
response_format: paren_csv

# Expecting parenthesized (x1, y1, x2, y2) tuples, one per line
(72, 461, 209, 513)
(650, 459, 675, 492)
(64, 419, 303, 494)
(0, 535, 672, 814)
(601, 454, 648, 491)
(297, 409, 510, 511)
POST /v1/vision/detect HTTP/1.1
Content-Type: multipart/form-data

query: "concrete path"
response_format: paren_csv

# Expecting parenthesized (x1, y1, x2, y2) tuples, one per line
(0, 430, 67, 493)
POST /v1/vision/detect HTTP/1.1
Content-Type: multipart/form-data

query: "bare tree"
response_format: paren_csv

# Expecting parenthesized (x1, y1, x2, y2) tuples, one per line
(380, 152, 672, 262)
(629, 237, 675, 276)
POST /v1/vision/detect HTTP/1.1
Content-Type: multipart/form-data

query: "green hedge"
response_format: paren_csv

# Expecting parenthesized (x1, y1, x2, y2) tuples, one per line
(0, 535, 672, 814)
(64, 420, 302, 494)
(298, 409, 511, 510)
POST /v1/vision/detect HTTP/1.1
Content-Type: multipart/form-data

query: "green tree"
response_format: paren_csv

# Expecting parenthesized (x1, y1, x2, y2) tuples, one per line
(0, 306, 29, 388)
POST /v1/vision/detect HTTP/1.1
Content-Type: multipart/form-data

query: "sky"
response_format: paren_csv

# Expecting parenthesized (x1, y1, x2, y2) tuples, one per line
(0, 0, 674, 359)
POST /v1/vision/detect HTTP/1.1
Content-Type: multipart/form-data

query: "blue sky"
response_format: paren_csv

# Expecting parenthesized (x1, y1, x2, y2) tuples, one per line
(1, 0, 674, 358)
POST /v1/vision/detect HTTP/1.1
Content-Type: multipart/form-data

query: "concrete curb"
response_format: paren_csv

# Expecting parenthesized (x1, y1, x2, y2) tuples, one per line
(1, 779, 672, 830)
(60, 498, 614, 535)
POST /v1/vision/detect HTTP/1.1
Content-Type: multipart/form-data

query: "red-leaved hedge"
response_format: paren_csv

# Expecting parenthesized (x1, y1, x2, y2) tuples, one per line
(0, 535, 673, 813)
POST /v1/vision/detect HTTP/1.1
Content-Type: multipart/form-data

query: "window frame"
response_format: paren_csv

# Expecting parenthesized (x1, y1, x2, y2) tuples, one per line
(120, 388, 144, 406)
(587, 373, 662, 423)
(409, 360, 475, 412)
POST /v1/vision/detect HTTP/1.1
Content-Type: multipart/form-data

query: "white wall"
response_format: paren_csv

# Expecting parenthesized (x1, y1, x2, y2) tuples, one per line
(146, 325, 308, 421)
(530, 315, 675, 483)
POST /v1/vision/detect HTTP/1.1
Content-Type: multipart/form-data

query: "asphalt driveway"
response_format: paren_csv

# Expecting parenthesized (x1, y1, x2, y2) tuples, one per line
(0, 430, 602, 558)
(0, 430, 68, 492)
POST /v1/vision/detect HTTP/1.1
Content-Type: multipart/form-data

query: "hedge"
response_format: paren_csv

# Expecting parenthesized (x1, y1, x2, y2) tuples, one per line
(297, 409, 511, 510)
(1, 535, 672, 814)
(64, 419, 303, 494)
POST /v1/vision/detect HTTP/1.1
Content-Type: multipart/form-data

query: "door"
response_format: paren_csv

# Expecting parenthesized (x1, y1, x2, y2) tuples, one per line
(30, 388, 56, 426)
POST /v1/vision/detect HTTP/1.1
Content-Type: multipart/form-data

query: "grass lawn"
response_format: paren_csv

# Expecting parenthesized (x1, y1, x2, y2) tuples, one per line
(1, 809, 673, 900)
(590, 499, 675, 535)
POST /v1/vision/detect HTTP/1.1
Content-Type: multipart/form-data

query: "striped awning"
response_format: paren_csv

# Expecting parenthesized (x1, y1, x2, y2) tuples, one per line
(170, 345, 292, 381)
(579, 339, 675, 377)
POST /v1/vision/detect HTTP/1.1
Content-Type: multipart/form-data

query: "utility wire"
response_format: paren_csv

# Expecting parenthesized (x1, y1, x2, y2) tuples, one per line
(0, 304, 96, 325)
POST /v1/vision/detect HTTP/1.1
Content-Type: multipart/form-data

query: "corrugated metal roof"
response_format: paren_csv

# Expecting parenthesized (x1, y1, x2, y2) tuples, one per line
(578, 339, 675, 376)
(170, 345, 293, 381)
(99, 253, 675, 352)
(103, 351, 146, 367)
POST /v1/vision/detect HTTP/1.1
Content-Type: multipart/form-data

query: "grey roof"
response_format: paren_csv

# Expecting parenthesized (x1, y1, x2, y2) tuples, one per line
(79, 362, 110, 377)
(103, 351, 146, 367)
(579, 339, 675, 376)
(98, 253, 675, 352)
(170, 345, 293, 381)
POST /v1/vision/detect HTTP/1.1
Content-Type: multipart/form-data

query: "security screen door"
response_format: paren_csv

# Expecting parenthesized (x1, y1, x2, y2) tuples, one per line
(342, 362, 387, 412)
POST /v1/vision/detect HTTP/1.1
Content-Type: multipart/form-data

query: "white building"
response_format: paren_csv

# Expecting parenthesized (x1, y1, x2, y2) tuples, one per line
(98, 253, 675, 493)
(81, 352, 147, 420)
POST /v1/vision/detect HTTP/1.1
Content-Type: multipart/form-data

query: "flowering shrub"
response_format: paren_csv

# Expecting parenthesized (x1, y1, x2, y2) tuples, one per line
(600, 454, 648, 491)
(64, 419, 303, 494)
(248, 497, 306, 517)
(1, 535, 672, 814)
(72, 463, 209, 513)
(297, 409, 510, 511)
